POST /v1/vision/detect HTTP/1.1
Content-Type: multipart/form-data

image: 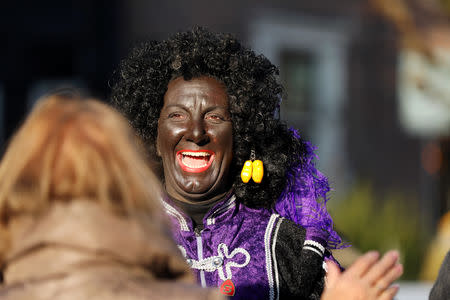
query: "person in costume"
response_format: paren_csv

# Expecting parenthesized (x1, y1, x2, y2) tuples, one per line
(111, 27, 397, 299)
(0, 92, 223, 300)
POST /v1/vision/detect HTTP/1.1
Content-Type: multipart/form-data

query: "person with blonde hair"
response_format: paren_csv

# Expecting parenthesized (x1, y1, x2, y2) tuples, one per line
(0, 91, 222, 300)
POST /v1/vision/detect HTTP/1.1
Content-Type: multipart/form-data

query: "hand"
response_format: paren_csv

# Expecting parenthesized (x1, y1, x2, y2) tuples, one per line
(321, 250, 403, 300)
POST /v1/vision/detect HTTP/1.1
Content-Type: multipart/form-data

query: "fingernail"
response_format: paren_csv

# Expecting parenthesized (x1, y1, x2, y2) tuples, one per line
(388, 250, 400, 258)
(396, 264, 404, 275)
(367, 251, 379, 259)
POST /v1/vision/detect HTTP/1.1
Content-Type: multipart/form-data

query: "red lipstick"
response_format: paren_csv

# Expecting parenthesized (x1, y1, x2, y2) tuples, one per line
(176, 150, 215, 173)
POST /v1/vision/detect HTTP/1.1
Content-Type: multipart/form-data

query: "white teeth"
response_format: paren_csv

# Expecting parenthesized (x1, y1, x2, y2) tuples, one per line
(182, 160, 208, 168)
(181, 151, 210, 157)
(180, 151, 212, 169)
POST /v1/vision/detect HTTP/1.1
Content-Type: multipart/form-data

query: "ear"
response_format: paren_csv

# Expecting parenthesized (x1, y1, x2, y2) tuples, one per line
(156, 145, 161, 157)
(156, 135, 161, 157)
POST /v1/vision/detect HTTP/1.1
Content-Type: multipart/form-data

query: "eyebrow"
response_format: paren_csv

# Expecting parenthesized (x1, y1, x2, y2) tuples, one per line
(163, 104, 186, 109)
(163, 104, 229, 111)
(204, 105, 229, 112)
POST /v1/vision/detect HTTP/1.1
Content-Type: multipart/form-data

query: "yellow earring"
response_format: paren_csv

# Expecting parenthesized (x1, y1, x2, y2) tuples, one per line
(241, 160, 253, 183)
(252, 160, 264, 183)
(240, 150, 264, 183)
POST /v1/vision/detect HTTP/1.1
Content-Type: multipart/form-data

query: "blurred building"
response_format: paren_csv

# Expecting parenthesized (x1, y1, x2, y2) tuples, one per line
(1, 0, 449, 232)
(1, 0, 120, 151)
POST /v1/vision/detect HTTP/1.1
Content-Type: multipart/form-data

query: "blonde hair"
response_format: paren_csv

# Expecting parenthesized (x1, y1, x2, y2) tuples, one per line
(0, 93, 162, 262)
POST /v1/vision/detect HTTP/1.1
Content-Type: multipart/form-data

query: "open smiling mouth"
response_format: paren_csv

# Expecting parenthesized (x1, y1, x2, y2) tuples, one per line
(176, 150, 215, 173)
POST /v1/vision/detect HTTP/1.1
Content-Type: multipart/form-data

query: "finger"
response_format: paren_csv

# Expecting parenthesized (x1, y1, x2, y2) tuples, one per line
(365, 250, 400, 284)
(383, 263, 403, 285)
(378, 284, 400, 300)
(373, 263, 403, 294)
(346, 251, 380, 277)
(325, 260, 341, 288)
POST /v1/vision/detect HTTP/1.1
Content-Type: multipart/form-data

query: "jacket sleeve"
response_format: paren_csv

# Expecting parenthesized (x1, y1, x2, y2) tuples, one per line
(275, 218, 325, 300)
(429, 251, 450, 300)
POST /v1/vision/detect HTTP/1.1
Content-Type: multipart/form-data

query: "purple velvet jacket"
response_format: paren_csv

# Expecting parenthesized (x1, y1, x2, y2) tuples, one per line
(163, 194, 327, 300)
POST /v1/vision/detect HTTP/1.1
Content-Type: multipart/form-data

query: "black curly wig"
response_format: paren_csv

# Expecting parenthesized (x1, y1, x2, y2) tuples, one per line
(111, 27, 307, 208)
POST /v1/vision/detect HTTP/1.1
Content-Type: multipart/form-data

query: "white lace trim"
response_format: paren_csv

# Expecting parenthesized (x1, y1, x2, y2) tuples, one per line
(303, 240, 325, 257)
(184, 242, 251, 281)
(265, 214, 279, 300)
(271, 217, 283, 300)
(217, 243, 251, 281)
(161, 200, 189, 231)
(206, 195, 236, 226)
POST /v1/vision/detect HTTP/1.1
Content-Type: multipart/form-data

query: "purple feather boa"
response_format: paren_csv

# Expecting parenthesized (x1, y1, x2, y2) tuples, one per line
(275, 129, 346, 249)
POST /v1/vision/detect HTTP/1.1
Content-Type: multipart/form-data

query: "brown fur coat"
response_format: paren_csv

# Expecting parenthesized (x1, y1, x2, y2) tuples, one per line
(0, 200, 222, 300)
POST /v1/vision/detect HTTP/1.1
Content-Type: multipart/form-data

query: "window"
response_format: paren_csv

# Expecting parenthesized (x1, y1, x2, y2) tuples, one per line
(249, 14, 354, 192)
(280, 49, 315, 140)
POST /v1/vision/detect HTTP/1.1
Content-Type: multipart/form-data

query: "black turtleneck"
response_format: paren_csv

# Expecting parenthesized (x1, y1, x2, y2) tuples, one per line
(170, 197, 218, 230)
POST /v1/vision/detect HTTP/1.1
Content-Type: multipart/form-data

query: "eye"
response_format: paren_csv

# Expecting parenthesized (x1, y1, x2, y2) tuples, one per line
(205, 114, 222, 120)
(205, 114, 225, 123)
(168, 112, 186, 120)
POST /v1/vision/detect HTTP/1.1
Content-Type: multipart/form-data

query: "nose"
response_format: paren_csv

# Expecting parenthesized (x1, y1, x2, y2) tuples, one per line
(186, 117, 209, 146)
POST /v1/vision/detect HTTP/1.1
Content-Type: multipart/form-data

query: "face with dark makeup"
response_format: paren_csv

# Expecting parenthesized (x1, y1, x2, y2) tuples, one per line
(156, 76, 233, 203)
